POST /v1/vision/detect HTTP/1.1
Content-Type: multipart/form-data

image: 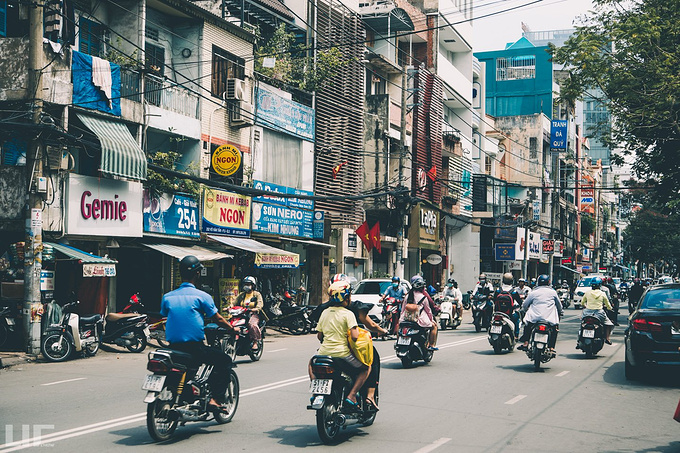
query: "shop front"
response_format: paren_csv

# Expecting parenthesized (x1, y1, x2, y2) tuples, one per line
(408, 204, 442, 287)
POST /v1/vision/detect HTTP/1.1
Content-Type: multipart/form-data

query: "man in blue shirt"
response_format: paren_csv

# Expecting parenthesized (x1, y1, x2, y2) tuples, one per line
(161, 255, 232, 409)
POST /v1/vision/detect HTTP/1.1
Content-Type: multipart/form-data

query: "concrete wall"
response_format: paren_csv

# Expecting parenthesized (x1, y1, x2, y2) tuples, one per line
(447, 223, 479, 292)
(0, 38, 29, 101)
(493, 114, 547, 187)
(0, 167, 27, 232)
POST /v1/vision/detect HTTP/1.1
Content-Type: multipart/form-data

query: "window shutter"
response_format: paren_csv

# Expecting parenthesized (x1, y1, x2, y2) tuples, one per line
(0, 1, 7, 37)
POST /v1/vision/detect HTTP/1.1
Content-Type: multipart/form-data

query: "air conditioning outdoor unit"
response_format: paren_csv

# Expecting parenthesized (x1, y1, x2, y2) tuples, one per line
(46, 145, 69, 170)
(229, 101, 254, 126)
(223, 78, 245, 101)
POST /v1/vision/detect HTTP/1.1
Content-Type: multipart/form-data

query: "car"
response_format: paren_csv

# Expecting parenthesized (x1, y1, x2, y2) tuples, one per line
(573, 275, 607, 309)
(352, 278, 411, 323)
(624, 283, 680, 380)
(656, 276, 674, 285)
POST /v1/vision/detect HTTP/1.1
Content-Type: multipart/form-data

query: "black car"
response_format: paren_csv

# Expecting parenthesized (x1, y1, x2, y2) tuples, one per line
(624, 284, 680, 379)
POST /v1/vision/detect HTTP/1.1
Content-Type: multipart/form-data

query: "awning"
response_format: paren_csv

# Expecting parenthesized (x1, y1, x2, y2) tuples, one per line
(207, 235, 299, 269)
(560, 265, 581, 274)
(281, 237, 335, 248)
(143, 244, 233, 261)
(45, 242, 117, 277)
(77, 113, 147, 181)
(615, 264, 631, 271)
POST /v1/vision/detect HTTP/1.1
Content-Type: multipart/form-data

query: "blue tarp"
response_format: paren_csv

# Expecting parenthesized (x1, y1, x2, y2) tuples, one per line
(72, 51, 121, 116)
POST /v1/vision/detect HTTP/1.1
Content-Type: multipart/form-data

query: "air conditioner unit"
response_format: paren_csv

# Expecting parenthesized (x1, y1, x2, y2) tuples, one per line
(223, 78, 245, 101)
(46, 145, 69, 170)
(230, 101, 254, 126)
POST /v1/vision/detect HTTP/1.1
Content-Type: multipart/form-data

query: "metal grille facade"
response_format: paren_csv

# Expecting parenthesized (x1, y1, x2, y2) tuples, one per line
(411, 71, 443, 204)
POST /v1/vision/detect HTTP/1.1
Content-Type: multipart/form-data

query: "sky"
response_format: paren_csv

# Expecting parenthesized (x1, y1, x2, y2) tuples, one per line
(471, 0, 596, 52)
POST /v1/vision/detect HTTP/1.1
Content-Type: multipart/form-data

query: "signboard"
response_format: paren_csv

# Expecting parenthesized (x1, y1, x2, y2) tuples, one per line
(40, 271, 55, 291)
(313, 211, 324, 239)
(561, 257, 572, 265)
(494, 218, 516, 241)
(82, 263, 116, 277)
(347, 233, 357, 252)
(143, 191, 200, 238)
(550, 119, 568, 151)
(542, 239, 555, 254)
(256, 87, 315, 141)
(218, 278, 240, 313)
(509, 261, 522, 271)
(211, 144, 242, 177)
(485, 272, 502, 282)
(253, 180, 314, 211)
(532, 200, 540, 221)
(528, 231, 541, 260)
(65, 174, 142, 237)
(252, 202, 315, 238)
(408, 204, 439, 250)
(582, 248, 590, 262)
(426, 254, 443, 265)
(576, 265, 583, 273)
(495, 243, 516, 261)
(553, 240, 563, 258)
(201, 187, 251, 237)
(254, 252, 299, 269)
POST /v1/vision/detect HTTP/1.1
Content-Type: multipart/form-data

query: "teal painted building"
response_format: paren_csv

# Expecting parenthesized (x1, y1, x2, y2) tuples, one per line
(474, 37, 554, 119)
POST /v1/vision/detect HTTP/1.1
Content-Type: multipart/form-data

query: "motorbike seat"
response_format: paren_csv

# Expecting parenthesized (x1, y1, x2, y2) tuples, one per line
(106, 312, 145, 322)
(80, 314, 102, 324)
(156, 349, 202, 368)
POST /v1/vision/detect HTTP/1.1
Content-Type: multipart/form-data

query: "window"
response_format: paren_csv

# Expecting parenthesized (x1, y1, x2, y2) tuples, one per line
(1, 137, 27, 166)
(145, 43, 165, 76)
(529, 137, 538, 159)
(485, 155, 492, 175)
(0, 0, 6, 37)
(211, 45, 245, 98)
(496, 55, 536, 81)
(79, 17, 102, 56)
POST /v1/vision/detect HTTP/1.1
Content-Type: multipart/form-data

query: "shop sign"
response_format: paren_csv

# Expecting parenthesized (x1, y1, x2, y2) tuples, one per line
(218, 278, 240, 313)
(426, 254, 442, 265)
(562, 257, 572, 265)
(542, 239, 555, 254)
(252, 202, 315, 238)
(65, 174, 142, 237)
(254, 252, 300, 269)
(252, 180, 314, 211)
(83, 263, 116, 277)
(313, 211, 324, 239)
(143, 191, 199, 238)
(495, 243, 515, 261)
(201, 187, 251, 237)
(40, 270, 55, 291)
(211, 144, 241, 177)
(408, 205, 439, 250)
(347, 233, 357, 252)
(494, 218, 516, 241)
(509, 261, 522, 270)
(550, 119, 568, 151)
(255, 87, 315, 141)
(553, 240, 563, 258)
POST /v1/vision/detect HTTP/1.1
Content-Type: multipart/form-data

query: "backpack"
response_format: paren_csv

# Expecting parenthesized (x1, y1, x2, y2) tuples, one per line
(495, 290, 514, 314)
(403, 295, 426, 322)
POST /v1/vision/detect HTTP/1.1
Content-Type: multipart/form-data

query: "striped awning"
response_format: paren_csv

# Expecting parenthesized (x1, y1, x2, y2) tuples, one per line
(77, 113, 147, 181)
(207, 235, 299, 269)
(45, 242, 118, 264)
(143, 243, 233, 261)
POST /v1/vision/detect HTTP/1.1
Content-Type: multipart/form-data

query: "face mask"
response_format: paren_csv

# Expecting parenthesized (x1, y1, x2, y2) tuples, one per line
(392, 283, 399, 288)
(244, 285, 253, 292)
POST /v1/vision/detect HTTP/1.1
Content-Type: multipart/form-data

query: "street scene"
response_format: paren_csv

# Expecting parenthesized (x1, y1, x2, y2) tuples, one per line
(2, 0, 680, 450)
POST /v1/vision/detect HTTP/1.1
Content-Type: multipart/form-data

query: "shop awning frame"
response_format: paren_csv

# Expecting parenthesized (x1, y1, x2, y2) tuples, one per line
(281, 237, 335, 248)
(207, 235, 299, 269)
(143, 243, 233, 261)
(46, 242, 118, 264)
(77, 113, 147, 181)
(559, 265, 581, 274)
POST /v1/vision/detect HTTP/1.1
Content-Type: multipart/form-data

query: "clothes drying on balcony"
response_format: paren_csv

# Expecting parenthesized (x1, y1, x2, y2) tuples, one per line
(72, 51, 121, 116)
(91, 55, 113, 108)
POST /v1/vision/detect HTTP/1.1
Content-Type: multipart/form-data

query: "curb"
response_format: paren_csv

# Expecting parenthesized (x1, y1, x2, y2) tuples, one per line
(0, 353, 35, 369)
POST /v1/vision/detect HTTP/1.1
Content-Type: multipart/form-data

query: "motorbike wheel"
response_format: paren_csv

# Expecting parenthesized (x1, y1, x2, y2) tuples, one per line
(316, 397, 341, 444)
(214, 369, 240, 424)
(125, 331, 148, 353)
(289, 317, 307, 335)
(533, 351, 541, 371)
(84, 335, 101, 357)
(423, 350, 434, 363)
(41, 333, 72, 362)
(493, 342, 502, 355)
(440, 319, 447, 331)
(249, 339, 264, 362)
(0, 323, 8, 348)
(156, 330, 170, 348)
(362, 387, 379, 426)
(146, 389, 178, 442)
(400, 357, 414, 368)
(475, 322, 482, 333)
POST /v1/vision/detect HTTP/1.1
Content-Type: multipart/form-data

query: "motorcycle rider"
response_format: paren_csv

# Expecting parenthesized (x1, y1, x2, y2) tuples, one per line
(628, 278, 645, 312)
(579, 276, 614, 345)
(529, 277, 537, 289)
(310, 280, 371, 408)
(161, 255, 233, 411)
(517, 274, 563, 353)
(472, 273, 495, 327)
(516, 278, 530, 301)
(230, 276, 264, 350)
(381, 276, 407, 335)
(603, 277, 620, 325)
(401, 275, 438, 350)
(442, 278, 463, 321)
(493, 273, 522, 339)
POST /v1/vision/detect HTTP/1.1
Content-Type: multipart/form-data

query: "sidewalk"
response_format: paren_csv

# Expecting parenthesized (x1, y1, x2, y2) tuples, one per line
(0, 351, 36, 368)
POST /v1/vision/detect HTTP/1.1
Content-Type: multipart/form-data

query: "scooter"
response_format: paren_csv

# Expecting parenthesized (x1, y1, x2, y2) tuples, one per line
(488, 311, 516, 354)
(0, 305, 19, 349)
(308, 355, 378, 444)
(101, 311, 149, 352)
(471, 292, 493, 332)
(120, 294, 168, 348)
(207, 305, 265, 363)
(576, 315, 605, 357)
(263, 293, 311, 335)
(379, 296, 400, 337)
(41, 300, 103, 362)
(557, 287, 571, 309)
(523, 322, 557, 371)
(437, 296, 460, 330)
(394, 320, 434, 368)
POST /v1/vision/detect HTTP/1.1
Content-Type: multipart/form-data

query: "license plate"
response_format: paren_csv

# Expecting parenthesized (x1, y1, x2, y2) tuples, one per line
(309, 379, 332, 395)
(582, 329, 595, 338)
(5, 317, 14, 326)
(142, 374, 166, 391)
(144, 327, 151, 337)
(490, 325, 502, 334)
(397, 336, 411, 346)
(440, 313, 449, 319)
(534, 333, 549, 344)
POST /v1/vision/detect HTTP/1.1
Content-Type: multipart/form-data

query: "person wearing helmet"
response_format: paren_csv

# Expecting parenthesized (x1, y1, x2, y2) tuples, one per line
(161, 256, 233, 411)
(628, 278, 644, 312)
(442, 278, 463, 321)
(602, 277, 620, 325)
(401, 275, 438, 350)
(311, 280, 371, 408)
(228, 276, 264, 350)
(517, 274, 563, 352)
(330, 273, 349, 284)
(473, 273, 495, 300)
(516, 278, 530, 301)
(493, 273, 522, 338)
(578, 276, 614, 345)
(381, 276, 407, 334)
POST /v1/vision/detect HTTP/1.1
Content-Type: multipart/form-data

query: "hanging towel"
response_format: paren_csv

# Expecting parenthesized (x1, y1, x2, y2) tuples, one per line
(91, 56, 113, 108)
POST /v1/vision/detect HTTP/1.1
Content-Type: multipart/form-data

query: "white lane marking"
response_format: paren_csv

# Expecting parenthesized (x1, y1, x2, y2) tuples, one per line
(555, 371, 570, 377)
(267, 348, 288, 353)
(0, 336, 484, 450)
(504, 395, 527, 405)
(413, 437, 452, 453)
(41, 377, 87, 386)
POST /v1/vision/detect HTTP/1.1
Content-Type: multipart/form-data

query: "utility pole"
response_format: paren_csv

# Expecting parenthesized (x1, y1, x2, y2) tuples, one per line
(395, 61, 407, 279)
(24, 0, 45, 355)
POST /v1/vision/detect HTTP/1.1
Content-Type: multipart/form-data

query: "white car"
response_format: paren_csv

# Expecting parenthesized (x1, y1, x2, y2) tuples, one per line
(573, 275, 607, 309)
(352, 278, 411, 323)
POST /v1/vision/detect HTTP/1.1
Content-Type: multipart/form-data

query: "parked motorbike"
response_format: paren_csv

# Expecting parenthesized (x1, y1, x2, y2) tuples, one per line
(523, 322, 557, 371)
(437, 296, 461, 330)
(143, 346, 240, 442)
(120, 294, 168, 348)
(463, 291, 472, 310)
(576, 315, 604, 357)
(308, 355, 378, 444)
(488, 312, 516, 354)
(41, 300, 103, 362)
(100, 311, 149, 352)
(379, 296, 400, 337)
(0, 305, 19, 349)
(471, 292, 493, 332)
(207, 306, 264, 362)
(263, 292, 311, 335)
(557, 287, 571, 309)
(394, 320, 434, 368)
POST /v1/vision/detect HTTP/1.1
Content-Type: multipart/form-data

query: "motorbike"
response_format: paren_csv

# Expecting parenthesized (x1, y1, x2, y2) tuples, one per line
(394, 320, 434, 368)
(41, 300, 103, 362)
(576, 315, 605, 357)
(263, 292, 311, 335)
(471, 292, 493, 332)
(0, 305, 19, 349)
(143, 344, 240, 442)
(463, 291, 472, 310)
(308, 355, 378, 444)
(437, 296, 461, 330)
(488, 311, 516, 354)
(120, 294, 168, 348)
(207, 306, 264, 362)
(100, 311, 149, 352)
(378, 296, 400, 337)
(557, 287, 571, 309)
(523, 322, 557, 371)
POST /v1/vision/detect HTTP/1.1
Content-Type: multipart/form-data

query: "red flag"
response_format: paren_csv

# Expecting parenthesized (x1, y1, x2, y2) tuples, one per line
(427, 166, 437, 181)
(332, 161, 347, 179)
(356, 221, 372, 251)
(370, 222, 381, 254)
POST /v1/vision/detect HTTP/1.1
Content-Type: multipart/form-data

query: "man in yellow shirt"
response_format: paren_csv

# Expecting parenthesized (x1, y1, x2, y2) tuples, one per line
(580, 277, 614, 344)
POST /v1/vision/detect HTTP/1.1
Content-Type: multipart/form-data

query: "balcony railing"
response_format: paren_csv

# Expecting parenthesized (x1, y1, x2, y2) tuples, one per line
(121, 69, 142, 103)
(144, 74, 199, 119)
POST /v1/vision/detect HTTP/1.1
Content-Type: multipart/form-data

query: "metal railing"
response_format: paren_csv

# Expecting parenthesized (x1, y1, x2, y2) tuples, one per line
(143, 74, 199, 119)
(120, 69, 141, 103)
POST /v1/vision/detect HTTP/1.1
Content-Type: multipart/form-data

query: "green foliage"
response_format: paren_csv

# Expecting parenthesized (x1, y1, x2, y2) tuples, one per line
(146, 151, 200, 198)
(551, 0, 680, 209)
(623, 206, 680, 265)
(580, 214, 596, 243)
(254, 24, 344, 92)
(105, 38, 140, 69)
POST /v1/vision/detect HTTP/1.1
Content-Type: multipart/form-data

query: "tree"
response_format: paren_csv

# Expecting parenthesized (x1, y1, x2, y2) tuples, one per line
(623, 206, 680, 270)
(551, 0, 680, 209)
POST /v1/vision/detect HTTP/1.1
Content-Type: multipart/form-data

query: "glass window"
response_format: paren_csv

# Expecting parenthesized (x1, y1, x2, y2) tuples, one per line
(145, 43, 165, 76)
(353, 281, 389, 295)
(641, 289, 680, 310)
(211, 45, 245, 98)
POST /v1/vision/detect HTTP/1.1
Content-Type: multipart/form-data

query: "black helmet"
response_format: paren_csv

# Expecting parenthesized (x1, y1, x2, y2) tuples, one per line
(179, 255, 203, 279)
(537, 274, 550, 286)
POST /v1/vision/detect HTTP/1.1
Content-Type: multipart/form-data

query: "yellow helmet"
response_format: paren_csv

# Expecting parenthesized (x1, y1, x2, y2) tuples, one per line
(328, 280, 351, 305)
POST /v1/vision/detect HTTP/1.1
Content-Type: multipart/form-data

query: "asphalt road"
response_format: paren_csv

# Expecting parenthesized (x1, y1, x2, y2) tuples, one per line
(1, 310, 679, 452)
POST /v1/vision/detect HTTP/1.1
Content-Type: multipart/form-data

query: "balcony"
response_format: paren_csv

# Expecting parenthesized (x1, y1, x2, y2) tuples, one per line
(144, 74, 199, 119)
(438, 53, 472, 108)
